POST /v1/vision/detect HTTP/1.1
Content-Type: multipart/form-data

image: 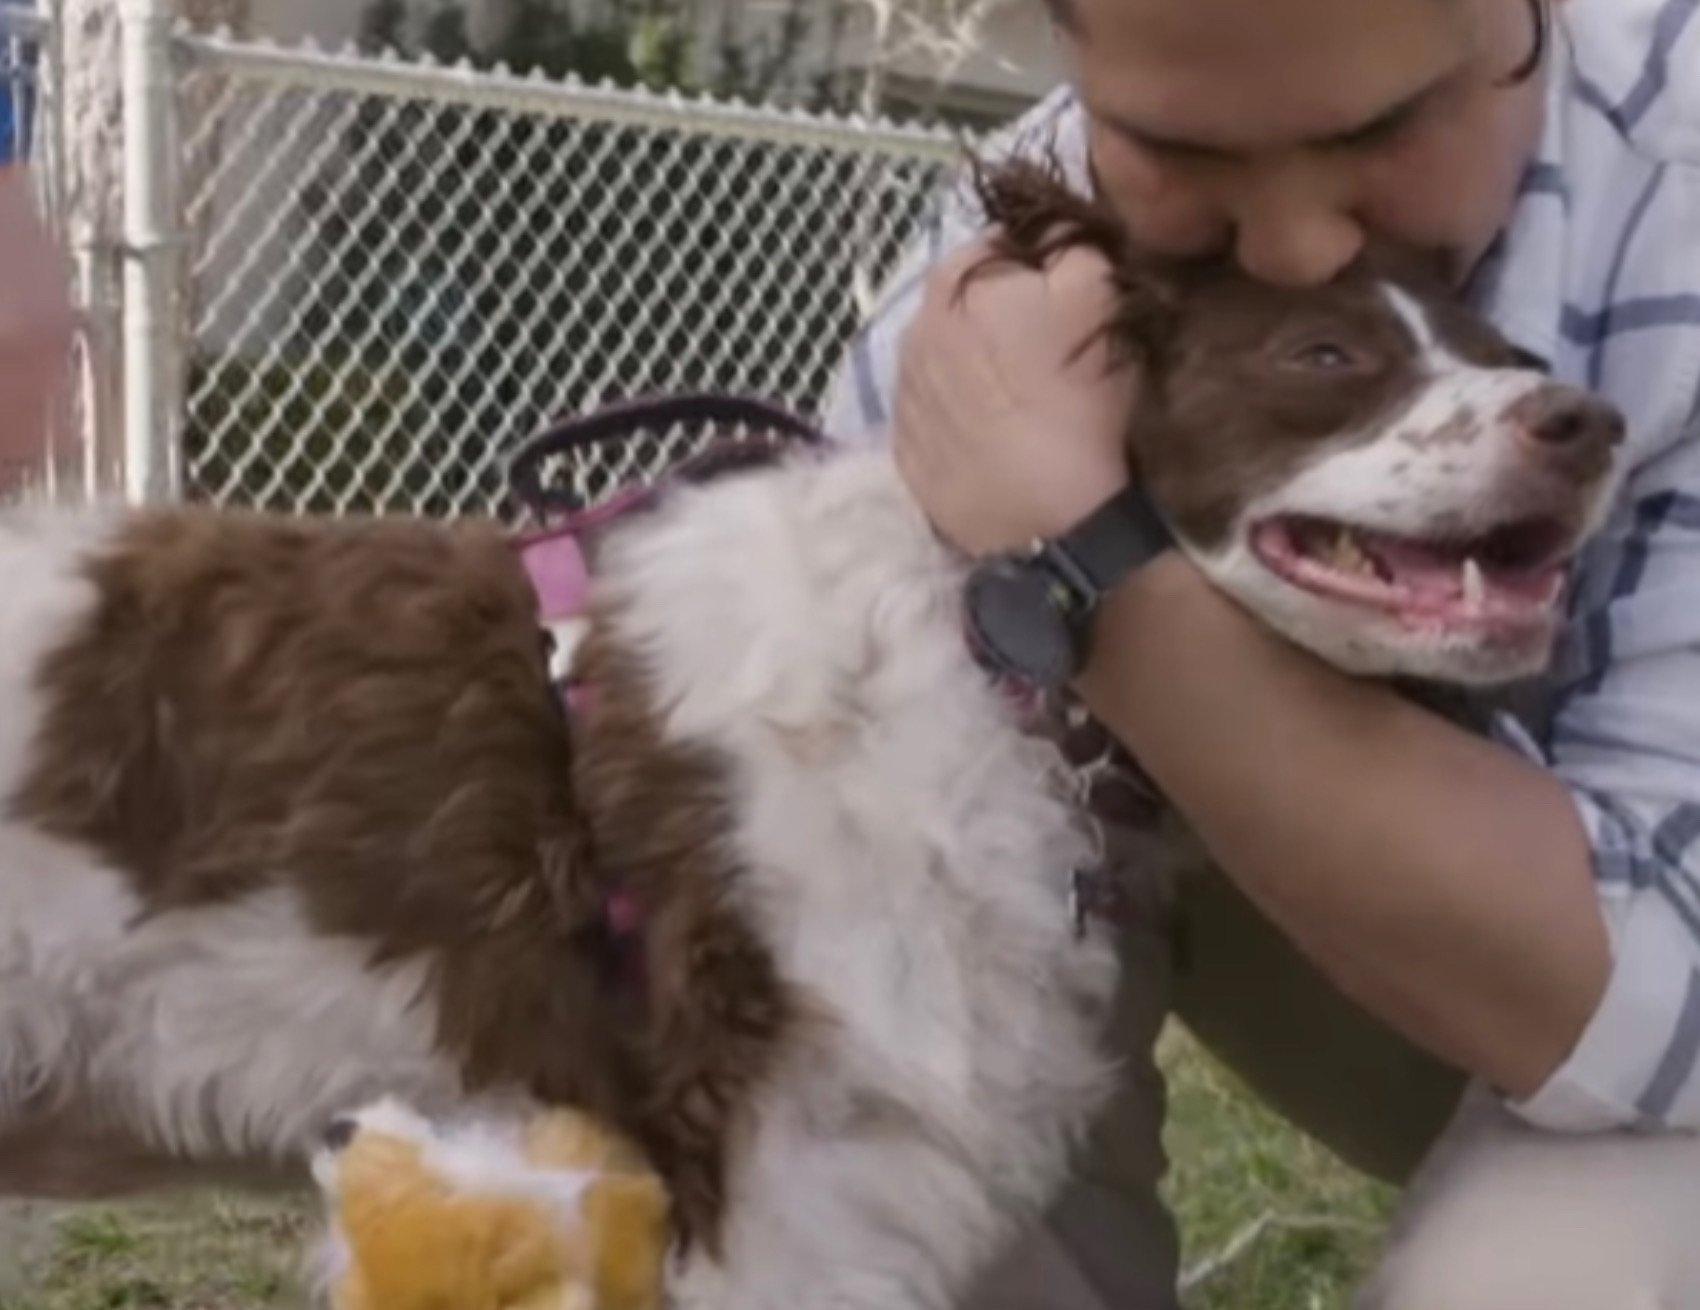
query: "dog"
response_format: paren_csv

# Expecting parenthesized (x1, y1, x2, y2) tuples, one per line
(0, 156, 1623, 1310)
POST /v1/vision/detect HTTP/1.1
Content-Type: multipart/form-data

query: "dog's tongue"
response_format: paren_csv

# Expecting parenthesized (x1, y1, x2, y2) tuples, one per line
(1359, 534, 1467, 598)
(1355, 529, 1562, 611)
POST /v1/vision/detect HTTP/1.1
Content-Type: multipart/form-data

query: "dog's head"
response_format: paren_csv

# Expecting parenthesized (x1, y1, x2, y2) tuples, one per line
(973, 157, 1625, 687)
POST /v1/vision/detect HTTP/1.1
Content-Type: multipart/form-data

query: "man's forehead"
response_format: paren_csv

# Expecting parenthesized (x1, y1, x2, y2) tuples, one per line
(1063, 0, 1480, 152)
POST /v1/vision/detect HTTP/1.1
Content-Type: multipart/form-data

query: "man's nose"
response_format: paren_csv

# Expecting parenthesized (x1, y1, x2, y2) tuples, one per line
(1227, 157, 1365, 287)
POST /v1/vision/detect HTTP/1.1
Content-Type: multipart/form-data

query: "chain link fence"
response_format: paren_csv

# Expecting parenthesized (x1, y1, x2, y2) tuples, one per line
(174, 34, 964, 520)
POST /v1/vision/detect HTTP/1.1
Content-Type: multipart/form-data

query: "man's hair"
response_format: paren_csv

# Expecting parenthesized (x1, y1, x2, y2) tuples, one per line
(1040, 0, 1547, 77)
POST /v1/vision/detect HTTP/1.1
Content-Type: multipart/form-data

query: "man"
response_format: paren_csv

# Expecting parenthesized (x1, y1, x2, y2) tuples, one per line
(824, 0, 1700, 1304)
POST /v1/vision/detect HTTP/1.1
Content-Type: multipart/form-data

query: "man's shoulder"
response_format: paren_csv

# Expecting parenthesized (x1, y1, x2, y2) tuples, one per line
(978, 85, 1092, 172)
(1482, 0, 1700, 469)
(1562, 0, 1699, 167)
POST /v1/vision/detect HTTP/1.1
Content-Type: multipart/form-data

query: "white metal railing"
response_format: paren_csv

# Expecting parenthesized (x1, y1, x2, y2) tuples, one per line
(121, 0, 183, 503)
(177, 30, 965, 162)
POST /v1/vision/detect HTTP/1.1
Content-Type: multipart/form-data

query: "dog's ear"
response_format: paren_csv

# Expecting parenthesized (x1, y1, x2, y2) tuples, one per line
(967, 151, 1125, 270)
(960, 152, 1180, 370)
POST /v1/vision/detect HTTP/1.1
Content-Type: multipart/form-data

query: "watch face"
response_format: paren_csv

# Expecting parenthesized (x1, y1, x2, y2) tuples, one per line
(965, 558, 1077, 689)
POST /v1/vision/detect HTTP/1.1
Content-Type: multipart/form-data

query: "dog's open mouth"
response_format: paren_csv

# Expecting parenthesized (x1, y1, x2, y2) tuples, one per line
(1250, 514, 1574, 632)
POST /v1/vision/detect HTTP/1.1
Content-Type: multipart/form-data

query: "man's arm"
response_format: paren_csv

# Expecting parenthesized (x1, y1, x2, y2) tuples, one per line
(829, 87, 1700, 1132)
(859, 212, 1700, 1133)
(838, 208, 1614, 1100)
(827, 189, 1605, 1103)
(1076, 550, 1610, 1107)
(841, 203, 1610, 1101)
(1075, 434, 1700, 1132)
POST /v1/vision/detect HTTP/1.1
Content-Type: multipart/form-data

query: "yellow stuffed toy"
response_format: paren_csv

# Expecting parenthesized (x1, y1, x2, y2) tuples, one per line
(309, 1098, 672, 1310)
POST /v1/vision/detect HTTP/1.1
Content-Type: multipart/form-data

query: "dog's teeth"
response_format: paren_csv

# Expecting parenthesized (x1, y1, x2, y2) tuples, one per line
(1332, 528, 1371, 575)
(1461, 557, 1486, 612)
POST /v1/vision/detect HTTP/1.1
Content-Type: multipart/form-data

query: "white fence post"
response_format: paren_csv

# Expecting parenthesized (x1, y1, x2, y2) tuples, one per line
(118, 0, 180, 503)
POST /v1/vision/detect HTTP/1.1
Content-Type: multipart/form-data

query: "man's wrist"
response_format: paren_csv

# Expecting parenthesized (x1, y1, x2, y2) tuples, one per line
(1036, 472, 1136, 551)
(1072, 550, 1196, 682)
(964, 480, 1175, 690)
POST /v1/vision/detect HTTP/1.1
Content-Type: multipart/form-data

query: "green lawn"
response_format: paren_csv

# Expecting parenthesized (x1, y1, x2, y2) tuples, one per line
(0, 1026, 1394, 1310)
(1160, 1027, 1395, 1309)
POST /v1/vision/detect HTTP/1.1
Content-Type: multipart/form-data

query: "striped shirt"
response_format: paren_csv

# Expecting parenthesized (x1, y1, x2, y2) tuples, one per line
(822, 0, 1700, 1134)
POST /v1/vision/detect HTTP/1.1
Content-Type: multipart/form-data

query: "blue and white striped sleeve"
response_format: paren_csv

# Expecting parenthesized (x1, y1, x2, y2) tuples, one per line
(820, 86, 1087, 447)
(820, 183, 978, 449)
(1440, 0, 1700, 1132)
(1492, 422, 1700, 1133)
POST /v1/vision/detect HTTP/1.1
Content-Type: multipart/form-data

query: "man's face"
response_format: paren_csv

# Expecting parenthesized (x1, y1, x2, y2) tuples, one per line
(1060, 0, 1549, 287)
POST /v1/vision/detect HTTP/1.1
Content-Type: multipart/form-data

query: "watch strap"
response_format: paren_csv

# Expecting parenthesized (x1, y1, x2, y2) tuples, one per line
(1043, 482, 1173, 604)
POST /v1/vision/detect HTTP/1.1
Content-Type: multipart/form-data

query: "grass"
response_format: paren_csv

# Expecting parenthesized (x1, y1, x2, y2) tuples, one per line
(1159, 1026, 1396, 1309)
(0, 1193, 309, 1310)
(0, 1026, 1394, 1310)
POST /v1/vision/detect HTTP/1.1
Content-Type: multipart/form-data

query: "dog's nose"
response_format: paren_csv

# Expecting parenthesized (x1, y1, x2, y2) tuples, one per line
(1508, 383, 1625, 479)
(322, 1116, 359, 1152)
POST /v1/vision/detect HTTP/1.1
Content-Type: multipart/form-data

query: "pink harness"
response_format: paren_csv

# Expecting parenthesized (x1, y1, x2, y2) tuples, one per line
(503, 392, 1123, 966)
(509, 393, 833, 708)
(505, 394, 832, 979)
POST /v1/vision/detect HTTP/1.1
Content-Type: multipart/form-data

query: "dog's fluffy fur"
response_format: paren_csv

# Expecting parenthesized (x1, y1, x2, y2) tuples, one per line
(0, 457, 1117, 1310)
(0, 158, 1626, 1310)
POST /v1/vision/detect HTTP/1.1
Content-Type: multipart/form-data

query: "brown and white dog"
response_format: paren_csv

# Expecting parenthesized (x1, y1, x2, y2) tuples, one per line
(0, 158, 1624, 1310)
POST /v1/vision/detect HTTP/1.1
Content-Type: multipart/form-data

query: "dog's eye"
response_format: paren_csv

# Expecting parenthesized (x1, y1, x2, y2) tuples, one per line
(1286, 341, 1357, 371)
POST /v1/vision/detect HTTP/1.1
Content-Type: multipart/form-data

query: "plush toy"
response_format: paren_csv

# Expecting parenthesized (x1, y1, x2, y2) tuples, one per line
(309, 1098, 672, 1310)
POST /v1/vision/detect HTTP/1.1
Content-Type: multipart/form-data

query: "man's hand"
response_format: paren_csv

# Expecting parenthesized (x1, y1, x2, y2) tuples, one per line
(0, 167, 78, 489)
(891, 232, 1137, 556)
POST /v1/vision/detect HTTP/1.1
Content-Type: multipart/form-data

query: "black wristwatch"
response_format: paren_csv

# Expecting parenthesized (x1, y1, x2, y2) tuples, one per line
(964, 483, 1173, 690)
